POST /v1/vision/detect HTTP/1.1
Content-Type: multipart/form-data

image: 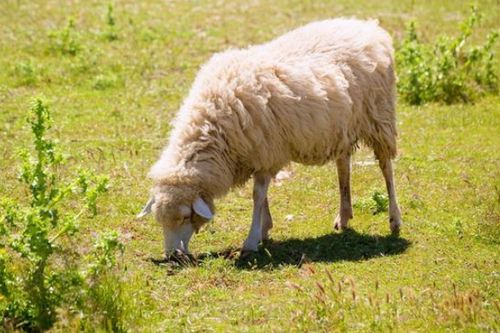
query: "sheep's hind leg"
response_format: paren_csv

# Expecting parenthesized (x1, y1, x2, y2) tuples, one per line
(334, 154, 353, 231)
(261, 197, 273, 240)
(378, 156, 402, 234)
(242, 174, 271, 252)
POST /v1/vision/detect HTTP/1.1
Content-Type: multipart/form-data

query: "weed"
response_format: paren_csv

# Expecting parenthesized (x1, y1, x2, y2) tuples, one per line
(103, 4, 119, 41)
(396, 6, 498, 105)
(0, 99, 123, 331)
(12, 60, 39, 86)
(453, 218, 464, 238)
(79, 231, 126, 332)
(371, 191, 389, 215)
(354, 190, 389, 215)
(92, 73, 119, 90)
(48, 18, 82, 56)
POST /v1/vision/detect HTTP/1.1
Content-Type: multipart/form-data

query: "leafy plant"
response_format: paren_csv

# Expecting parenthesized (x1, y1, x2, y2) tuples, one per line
(371, 191, 389, 215)
(354, 190, 389, 215)
(80, 231, 126, 332)
(396, 6, 498, 105)
(103, 4, 118, 41)
(13, 60, 38, 86)
(0, 99, 123, 332)
(92, 73, 119, 90)
(48, 18, 82, 55)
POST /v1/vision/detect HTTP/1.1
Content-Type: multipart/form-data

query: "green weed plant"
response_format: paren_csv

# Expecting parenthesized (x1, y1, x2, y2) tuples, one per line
(0, 99, 124, 332)
(48, 18, 82, 56)
(397, 6, 498, 105)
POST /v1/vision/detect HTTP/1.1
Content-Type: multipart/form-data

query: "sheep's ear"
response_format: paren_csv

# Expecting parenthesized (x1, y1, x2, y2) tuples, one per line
(137, 197, 155, 219)
(193, 196, 213, 220)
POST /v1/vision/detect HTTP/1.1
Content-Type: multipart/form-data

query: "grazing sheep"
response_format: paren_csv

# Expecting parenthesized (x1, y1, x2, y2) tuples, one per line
(138, 18, 402, 254)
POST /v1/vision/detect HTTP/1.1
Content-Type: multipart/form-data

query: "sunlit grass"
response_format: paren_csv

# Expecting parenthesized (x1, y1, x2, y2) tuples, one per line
(1, 0, 498, 331)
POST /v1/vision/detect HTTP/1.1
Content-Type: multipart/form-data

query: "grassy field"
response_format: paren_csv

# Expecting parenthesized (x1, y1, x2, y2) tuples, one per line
(1, 0, 499, 331)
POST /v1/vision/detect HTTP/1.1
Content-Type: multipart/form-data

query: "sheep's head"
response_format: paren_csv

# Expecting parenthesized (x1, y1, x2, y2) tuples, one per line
(137, 182, 214, 255)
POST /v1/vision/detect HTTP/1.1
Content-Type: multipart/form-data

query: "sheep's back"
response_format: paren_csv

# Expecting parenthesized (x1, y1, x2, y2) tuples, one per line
(162, 19, 397, 183)
(258, 19, 394, 71)
(241, 19, 396, 167)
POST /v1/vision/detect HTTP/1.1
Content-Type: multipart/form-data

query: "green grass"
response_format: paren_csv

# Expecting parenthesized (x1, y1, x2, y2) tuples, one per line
(1, 0, 499, 331)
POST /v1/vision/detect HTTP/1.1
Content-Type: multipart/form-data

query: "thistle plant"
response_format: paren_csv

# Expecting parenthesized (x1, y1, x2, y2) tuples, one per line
(0, 99, 123, 332)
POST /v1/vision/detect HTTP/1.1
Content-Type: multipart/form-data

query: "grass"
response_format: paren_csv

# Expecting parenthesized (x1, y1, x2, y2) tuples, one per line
(1, 0, 499, 331)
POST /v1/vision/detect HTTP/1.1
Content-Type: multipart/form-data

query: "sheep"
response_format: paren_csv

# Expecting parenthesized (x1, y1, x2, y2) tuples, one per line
(138, 18, 403, 254)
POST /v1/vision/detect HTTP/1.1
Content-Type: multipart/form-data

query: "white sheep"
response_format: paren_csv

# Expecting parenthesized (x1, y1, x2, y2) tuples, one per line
(138, 18, 403, 254)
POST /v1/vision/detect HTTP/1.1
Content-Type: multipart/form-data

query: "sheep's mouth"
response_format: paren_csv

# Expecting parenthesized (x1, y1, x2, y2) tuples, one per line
(163, 223, 195, 254)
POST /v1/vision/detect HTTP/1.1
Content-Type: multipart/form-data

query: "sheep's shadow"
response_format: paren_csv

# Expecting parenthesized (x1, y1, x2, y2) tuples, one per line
(198, 229, 410, 270)
(150, 229, 410, 271)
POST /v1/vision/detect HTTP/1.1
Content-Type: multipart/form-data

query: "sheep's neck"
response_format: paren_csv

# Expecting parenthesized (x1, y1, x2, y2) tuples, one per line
(187, 150, 236, 200)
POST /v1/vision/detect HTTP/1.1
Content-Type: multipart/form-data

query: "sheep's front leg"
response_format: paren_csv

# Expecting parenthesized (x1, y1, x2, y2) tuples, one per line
(334, 154, 353, 230)
(378, 157, 402, 233)
(242, 174, 271, 252)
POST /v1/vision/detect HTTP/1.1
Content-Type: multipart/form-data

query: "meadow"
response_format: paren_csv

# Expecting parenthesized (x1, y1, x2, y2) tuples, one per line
(0, 0, 499, 331)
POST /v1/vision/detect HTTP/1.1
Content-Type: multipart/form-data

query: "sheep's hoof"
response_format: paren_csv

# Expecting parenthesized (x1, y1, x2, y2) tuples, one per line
(240, 249, 258, 259)
(241, 244, 258, 253)
(390, 218, 402, 235)
(261, 229, 271, 240)
(242, 238, 260, 253)
(334, 214, 350, 231)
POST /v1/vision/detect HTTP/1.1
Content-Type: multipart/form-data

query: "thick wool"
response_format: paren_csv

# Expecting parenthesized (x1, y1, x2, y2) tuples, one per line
(150, 18, 397, 222)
